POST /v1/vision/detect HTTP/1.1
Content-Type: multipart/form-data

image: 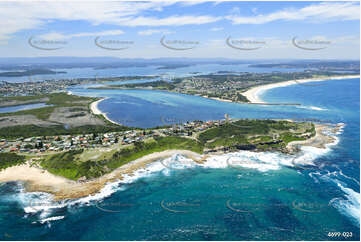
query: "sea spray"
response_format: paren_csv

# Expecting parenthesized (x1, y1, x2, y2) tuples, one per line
(330, 182, 360, 227)
(13, 123, 345, 225)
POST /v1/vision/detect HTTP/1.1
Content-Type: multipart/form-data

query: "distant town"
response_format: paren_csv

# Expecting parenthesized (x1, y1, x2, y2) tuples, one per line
(0, 75, 156, 96)
(92, 70, 352, 103)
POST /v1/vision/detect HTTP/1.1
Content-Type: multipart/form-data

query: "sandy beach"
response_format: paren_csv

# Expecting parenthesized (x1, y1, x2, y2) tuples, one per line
(0, 120, 337, 201)
(242, 75, 360, 104)
(202, 96, 233, 103)
(0, 149, 203, 201)
(89, 99, 103, 115)
(90, 98, 120, 125)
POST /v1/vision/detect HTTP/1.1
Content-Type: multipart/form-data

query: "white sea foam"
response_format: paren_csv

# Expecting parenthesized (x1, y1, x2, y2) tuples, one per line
(310, 171, 360, 227)
(335, 123, 345, 135)
(160, 154, 198, 170)
(39, 216, 65, 224)
(308, 171, 321, 183)
(19, 135, 339, 219)
(330, 182, 360, 227)
(73, 181, 125, 205)
(201, 151, 289, 172)
(14, 123, 343, 224)
(16, 179, 127, 224)
(297, 105, 327, 111)
(338, 169, 360, 186)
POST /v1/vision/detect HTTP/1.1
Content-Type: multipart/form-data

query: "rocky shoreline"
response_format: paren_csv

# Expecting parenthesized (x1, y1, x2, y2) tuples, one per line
(0, 122, 342, 201)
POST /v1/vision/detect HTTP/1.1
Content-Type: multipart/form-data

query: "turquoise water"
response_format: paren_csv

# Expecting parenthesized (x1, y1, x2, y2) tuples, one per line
(0, 78, 359, 240)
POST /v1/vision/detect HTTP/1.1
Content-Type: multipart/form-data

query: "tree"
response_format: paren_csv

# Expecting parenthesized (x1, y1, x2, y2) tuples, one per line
(92, 133, 98, 140)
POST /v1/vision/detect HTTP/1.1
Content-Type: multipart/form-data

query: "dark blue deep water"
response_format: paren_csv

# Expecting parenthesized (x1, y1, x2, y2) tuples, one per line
(0, 78, 359, 240)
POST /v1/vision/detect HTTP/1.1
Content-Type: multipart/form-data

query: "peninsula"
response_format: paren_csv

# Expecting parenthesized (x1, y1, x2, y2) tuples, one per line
(0, 70, 353, 200)
(0, 110, 341, 200)
(89, 71, 359, 105)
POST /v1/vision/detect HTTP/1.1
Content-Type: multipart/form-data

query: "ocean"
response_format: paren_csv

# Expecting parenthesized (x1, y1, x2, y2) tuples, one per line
(0, 77, 359, 240)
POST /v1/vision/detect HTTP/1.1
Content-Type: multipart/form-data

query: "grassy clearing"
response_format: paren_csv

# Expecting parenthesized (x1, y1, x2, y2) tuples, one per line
(0, 93, 97, 120)
(0, 93, 132, 138)
(39, 136, 203, 180)
(199, 119, 314, 150)
(0, 152, 26, 171)
(0, 124, 129, 139)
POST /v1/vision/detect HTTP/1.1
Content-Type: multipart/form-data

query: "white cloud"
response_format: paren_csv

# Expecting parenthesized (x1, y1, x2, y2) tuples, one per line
(226, 2, 360, 24)
(39, 30, 124, 40)
(0, 1, 220, 40)
(138, 29, 173, 36)
(229, 7, 241, 16)
(178, 1, 207, 6)
(114, 15, 221, 27)
(210, 27, 224, 32)
(212, 1, 224, 6)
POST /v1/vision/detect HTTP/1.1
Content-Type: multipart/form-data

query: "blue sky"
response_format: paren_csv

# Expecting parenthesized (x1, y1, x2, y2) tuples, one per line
(0, 1, 359, 59)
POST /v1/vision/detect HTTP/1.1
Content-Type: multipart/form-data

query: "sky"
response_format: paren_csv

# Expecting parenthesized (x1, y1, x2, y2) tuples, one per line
(0, 0, 359, 59)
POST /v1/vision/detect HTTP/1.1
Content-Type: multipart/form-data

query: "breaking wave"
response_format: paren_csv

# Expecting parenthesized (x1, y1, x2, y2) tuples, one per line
(297, 105, 327, 111)
(8, 122, 344, 225)
(330, 182, 360, 227)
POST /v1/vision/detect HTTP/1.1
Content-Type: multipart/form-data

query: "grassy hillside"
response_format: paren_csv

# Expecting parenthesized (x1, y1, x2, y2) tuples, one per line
(0, 153, 26, 170)
(39, 136, 203, 180)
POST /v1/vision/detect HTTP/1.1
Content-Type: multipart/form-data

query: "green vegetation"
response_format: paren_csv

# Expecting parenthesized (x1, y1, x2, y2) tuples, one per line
(39, 136, 203, 180)
(40, 149, 108, 180)
(123, 80, 176, 90)
(0, 69, 66, 77)
(0, 124, 129, 139)
(83, 71, 354, 104)
(108, 136, 203, 169)
(0, 93, 132, 138)
(92, 80, 176, 91)
(0, 93, 97, 120)
(37, 119, 314, 180)
(0, 152, 26, 170)
(198, 119, 314, 151)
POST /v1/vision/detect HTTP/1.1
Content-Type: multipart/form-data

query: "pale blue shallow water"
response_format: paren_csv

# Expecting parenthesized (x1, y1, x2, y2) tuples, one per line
(0, 103, 51, 113)
(1, 63, 304, 82)
(0, 77, 359, 240)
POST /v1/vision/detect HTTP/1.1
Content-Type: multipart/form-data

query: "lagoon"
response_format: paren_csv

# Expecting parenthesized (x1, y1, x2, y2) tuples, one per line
(0, 103, 51, 113)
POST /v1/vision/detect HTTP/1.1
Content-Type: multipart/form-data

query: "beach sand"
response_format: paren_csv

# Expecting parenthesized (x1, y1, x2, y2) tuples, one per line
(242, 75, 360, 104)
(0, 149, 203, 201)
(202, 96, 233, 103)
(90, 98, 120, 125)
(0, 121, 337, 200)
(1, 74, 354, 200)
(89, 99, 103, 115)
